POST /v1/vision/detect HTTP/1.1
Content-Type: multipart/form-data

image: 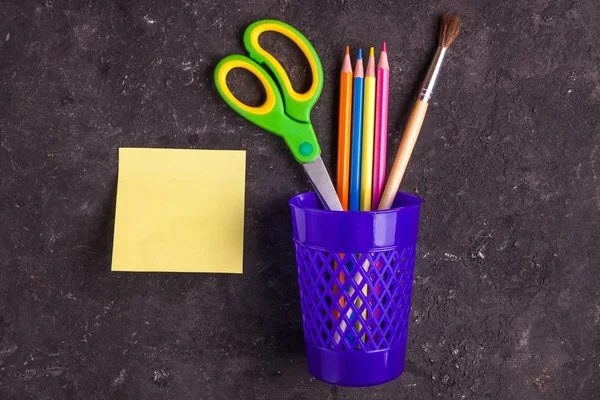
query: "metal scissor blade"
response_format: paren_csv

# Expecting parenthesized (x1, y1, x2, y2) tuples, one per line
(302, 156, 343, 211)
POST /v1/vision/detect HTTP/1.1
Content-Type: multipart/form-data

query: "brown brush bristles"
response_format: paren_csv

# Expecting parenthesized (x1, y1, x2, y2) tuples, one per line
(439, 13, 461, 48)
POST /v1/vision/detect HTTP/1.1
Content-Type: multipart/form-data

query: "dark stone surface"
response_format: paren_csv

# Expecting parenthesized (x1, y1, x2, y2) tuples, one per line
(1, 0, 599, 398)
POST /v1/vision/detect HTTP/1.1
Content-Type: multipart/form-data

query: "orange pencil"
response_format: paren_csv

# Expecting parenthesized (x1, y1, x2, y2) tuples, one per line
(333, 47, 352, 325)
(336, 46, 353, 211)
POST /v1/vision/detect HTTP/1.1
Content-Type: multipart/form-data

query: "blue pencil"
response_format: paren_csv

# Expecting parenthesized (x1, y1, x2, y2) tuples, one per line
(349, 49, 364, 212)
(346, 49, 364, 345)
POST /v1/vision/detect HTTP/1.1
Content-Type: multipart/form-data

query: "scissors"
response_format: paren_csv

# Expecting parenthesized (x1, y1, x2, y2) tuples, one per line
(214, 19, 343, 211)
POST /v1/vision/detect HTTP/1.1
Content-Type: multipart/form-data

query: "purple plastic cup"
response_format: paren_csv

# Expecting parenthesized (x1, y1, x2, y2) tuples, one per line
(289, 191, 422, 387)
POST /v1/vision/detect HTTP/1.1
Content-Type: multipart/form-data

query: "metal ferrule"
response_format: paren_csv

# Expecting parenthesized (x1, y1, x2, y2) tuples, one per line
(418, 46, 447, 103)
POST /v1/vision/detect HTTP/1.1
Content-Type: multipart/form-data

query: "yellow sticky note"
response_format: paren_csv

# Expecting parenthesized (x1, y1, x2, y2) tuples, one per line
(111, 148, 245, 273)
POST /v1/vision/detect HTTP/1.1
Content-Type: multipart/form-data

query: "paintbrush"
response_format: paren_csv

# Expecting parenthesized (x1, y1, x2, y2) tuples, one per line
(377, 13, 461, 210)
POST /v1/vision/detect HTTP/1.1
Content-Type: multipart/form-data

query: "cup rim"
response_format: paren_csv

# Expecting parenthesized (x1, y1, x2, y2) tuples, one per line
(289, 191, 423, 215)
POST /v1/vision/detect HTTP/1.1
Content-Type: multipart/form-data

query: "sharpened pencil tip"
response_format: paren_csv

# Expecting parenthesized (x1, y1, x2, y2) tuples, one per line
(345, 46, 349, 55)
(357, 48, 362, 59)
(369, 47, 374, 57)
(382, 41, 386, 52)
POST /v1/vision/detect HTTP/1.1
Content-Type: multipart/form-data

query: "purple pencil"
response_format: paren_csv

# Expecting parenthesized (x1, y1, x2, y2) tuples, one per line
(372, 42, 390, 210)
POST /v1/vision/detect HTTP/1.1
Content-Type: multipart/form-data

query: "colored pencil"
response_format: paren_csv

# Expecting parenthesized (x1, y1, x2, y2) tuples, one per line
(348, 49, 364, 212)
(372, 43, 390, 318)
(372, 42, 389, 210)
(338, 49, 364, 345)
(333, 48, 352, 327)
(336, 46, 353, 211)
(360, 47, 376, 211)
(355, 47, 376, 341)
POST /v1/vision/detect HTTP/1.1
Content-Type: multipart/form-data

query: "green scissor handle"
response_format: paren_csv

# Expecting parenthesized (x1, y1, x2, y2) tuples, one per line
(213, 20, 324, 163)
(243, 19, 323, 123)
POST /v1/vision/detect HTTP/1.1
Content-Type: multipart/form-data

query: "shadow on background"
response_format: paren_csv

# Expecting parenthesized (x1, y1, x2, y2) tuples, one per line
(89, 175, 118, 276)
(255, 197, 305, 355)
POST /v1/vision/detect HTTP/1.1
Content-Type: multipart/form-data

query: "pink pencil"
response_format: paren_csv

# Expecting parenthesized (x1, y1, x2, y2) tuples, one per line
(372, 42, 390, 210)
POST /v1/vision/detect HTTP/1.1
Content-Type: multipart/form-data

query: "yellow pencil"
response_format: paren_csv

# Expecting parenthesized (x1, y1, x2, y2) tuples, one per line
(355, 47, 376, 343)
(360, 47, 376, 211)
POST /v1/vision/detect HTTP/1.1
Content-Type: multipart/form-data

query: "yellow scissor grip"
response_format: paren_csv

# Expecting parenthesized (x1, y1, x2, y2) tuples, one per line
(248, 23, 319, 102)
(216, 58, 277, 115)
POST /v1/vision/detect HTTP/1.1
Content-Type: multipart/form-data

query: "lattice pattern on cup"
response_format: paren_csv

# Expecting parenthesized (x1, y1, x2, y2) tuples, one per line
(296, 245, 416, 352)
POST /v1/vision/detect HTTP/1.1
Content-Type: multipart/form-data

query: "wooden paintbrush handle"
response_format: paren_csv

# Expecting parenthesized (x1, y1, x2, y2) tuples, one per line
(377, 99, 429, 210)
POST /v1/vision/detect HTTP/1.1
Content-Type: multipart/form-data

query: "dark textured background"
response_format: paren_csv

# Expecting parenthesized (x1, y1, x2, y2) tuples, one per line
(1, 0, 599, 399)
